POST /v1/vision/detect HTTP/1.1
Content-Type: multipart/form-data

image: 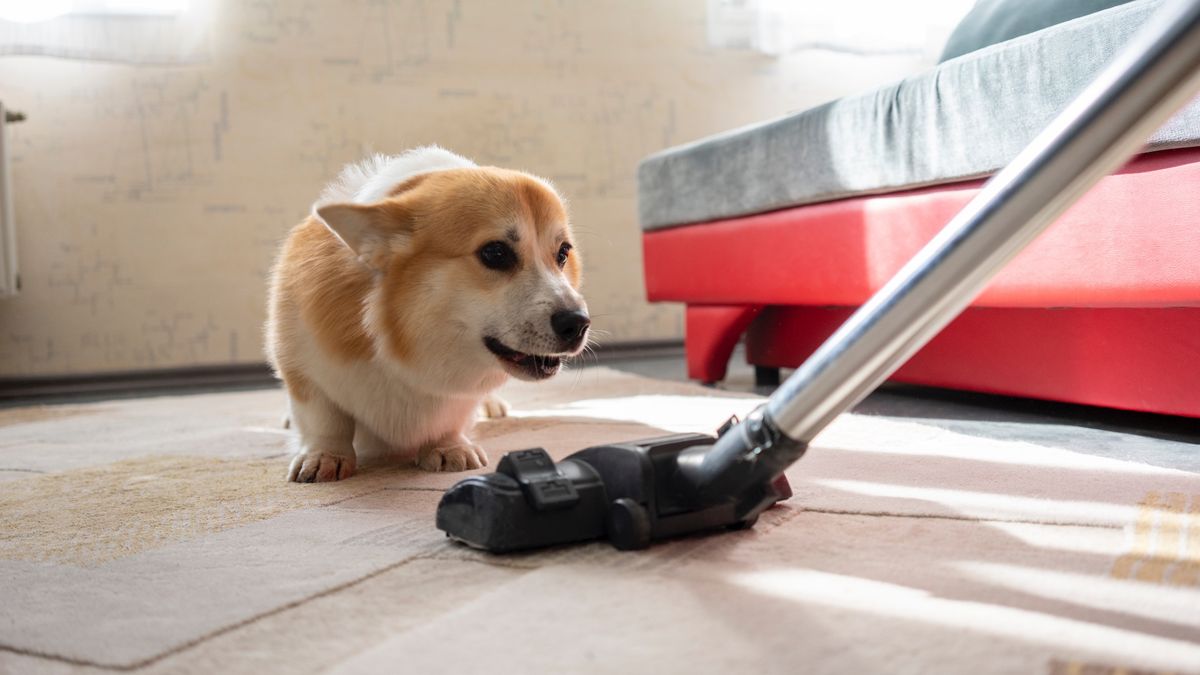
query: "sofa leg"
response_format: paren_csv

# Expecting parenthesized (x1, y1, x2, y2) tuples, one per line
(754, 366, 781, 388)
(685, 305, 762, 384)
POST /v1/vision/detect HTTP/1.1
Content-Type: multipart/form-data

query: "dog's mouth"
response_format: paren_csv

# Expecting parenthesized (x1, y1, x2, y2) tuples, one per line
(484, 337, 562, 380)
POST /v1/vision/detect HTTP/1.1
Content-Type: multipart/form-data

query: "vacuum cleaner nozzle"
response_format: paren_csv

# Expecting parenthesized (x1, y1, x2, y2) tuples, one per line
(436, 410, 804, 553)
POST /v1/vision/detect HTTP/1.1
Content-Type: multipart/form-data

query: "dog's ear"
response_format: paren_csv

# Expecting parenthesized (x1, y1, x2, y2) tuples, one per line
(314, 202, 411, 269)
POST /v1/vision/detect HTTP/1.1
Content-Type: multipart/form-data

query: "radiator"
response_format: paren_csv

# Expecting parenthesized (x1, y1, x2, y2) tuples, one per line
(0, 102, 18, 297)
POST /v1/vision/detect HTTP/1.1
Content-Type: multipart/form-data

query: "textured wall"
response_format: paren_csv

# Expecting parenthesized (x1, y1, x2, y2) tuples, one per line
(0, 0, 934, 377)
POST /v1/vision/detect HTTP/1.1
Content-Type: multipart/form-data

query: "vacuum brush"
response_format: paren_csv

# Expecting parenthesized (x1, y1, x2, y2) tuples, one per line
(436, 409, 804, 552)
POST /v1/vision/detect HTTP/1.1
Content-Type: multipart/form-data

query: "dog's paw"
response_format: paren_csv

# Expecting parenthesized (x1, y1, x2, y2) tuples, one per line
(417, 441, 488, 472)
(287, 451, 356, 483)
(478, 393, 510, 420)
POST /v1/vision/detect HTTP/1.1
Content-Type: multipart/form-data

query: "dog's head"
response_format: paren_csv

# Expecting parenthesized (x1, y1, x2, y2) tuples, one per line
(315, 167, 588, 388)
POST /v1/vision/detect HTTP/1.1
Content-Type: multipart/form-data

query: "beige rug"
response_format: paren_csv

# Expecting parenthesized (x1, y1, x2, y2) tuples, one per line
(0, 367, 1197, 675)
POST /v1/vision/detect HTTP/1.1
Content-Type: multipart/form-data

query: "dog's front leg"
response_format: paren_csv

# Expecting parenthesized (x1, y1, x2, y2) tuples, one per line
(286, 389, 357, 483)
(478, 392, 509, 419)
(416, 432, 488, 473)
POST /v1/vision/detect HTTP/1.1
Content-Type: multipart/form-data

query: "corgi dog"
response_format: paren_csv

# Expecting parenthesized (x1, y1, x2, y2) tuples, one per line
(266, 147, 589, 482)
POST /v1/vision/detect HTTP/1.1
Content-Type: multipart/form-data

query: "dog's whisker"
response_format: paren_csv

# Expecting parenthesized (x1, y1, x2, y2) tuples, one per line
(579, 342, 602, 372)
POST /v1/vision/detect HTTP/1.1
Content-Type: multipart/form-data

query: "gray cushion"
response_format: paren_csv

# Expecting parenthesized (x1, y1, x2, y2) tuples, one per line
(939, 0, 1137, 62)
(637, 0, 1200, 231)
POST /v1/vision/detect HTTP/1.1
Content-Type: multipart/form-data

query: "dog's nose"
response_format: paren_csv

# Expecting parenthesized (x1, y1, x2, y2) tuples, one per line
(551, 309, 590, 343)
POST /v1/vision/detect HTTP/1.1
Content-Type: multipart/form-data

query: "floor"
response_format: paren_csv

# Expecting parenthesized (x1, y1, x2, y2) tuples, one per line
(605, 348, 1200, 472)
(9, 344, 1195, 471)
(1, 354, 1198, 674)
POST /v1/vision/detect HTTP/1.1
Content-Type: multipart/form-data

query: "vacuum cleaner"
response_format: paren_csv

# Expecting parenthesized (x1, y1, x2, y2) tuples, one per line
(437, 0, 1200, 553)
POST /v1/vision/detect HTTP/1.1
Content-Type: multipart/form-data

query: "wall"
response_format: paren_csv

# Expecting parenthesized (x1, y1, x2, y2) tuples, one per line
(0, 0, 942, 377)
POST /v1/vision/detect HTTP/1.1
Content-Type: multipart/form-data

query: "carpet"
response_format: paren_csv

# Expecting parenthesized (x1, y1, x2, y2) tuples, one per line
(0, 367, 1196, 674)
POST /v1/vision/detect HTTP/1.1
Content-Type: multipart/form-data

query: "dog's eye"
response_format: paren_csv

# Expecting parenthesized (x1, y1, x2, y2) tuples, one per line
(478, 241, 517, 271)
(556, 243, 572, 268)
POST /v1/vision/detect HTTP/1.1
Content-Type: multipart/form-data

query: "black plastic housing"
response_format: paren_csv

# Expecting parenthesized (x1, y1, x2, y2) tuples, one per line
(436, 429, 800, 553)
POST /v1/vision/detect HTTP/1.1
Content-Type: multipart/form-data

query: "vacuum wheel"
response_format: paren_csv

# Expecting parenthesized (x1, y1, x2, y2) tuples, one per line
(728, 514, 759, 530)
(606, 498, 652, 550)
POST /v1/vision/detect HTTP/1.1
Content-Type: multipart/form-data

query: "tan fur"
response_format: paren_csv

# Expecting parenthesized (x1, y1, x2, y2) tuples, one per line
(564, 247, 583, 288)
(376, 169, 577, 361)
(266, 150, 587, 482)
(275, 217, 376, 362)
(277, 366, 314, 404)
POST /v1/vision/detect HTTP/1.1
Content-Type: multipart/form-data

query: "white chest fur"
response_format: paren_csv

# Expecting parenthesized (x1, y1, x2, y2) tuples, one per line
(302, 341, 485, 452)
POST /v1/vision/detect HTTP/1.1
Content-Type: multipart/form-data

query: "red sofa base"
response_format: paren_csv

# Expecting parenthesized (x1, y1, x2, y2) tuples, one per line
(645, 147, 1200, 309)
(684, 305, 762, 383)
(653, 148, 1200, 418)
(737, 306, 1200, 418)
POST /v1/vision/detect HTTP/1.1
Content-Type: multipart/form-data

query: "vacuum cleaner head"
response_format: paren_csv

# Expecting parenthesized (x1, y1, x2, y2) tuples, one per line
(436, 412, 802, 552)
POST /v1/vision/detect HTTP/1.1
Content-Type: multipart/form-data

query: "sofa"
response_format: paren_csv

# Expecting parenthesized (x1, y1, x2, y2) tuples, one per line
(638, 0, 1200, 417)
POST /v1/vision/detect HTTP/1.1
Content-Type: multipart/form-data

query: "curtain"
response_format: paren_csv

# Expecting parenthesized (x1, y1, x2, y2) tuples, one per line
(0, 0, 209, 64)
(707, 0, 975, 60)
